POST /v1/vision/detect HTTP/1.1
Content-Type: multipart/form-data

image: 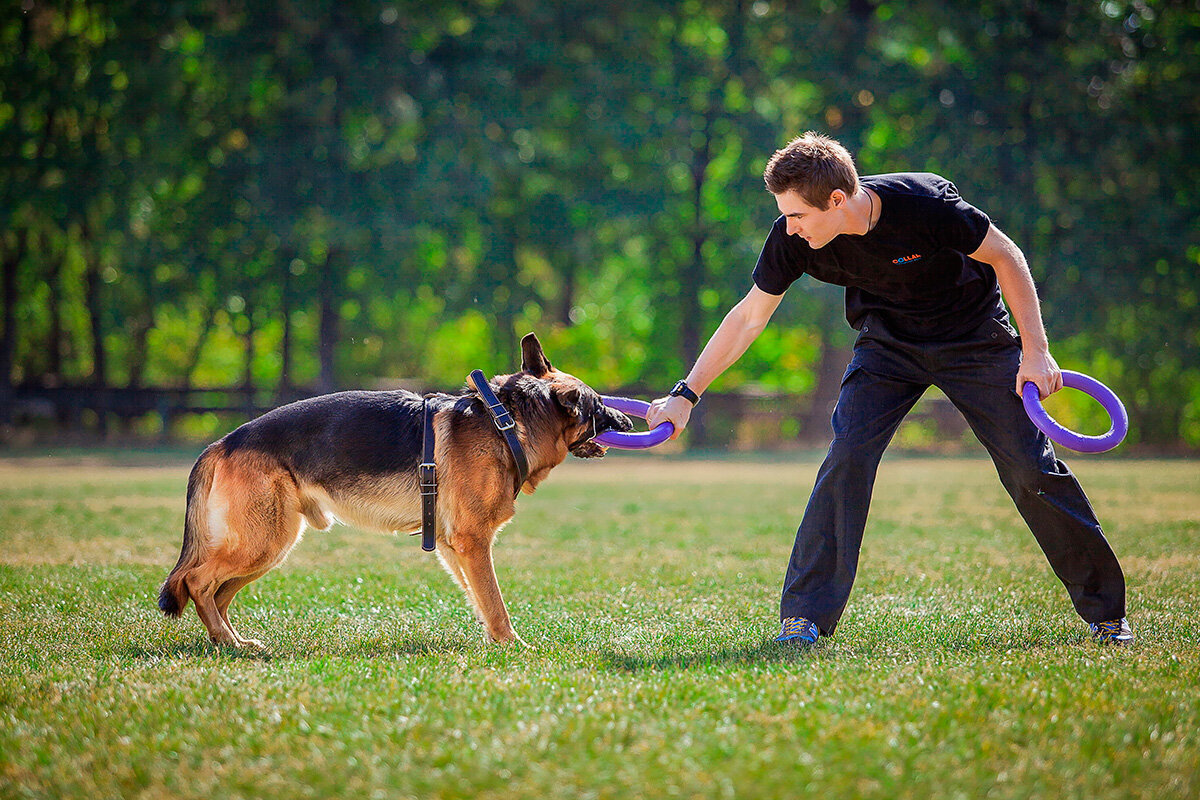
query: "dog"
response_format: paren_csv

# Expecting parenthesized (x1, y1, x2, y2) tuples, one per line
(158, 333, 633, 648)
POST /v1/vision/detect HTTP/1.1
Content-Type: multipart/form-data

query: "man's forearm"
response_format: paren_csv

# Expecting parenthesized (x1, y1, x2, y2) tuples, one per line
(647, 286, 781, 437)
(994, 252, 1050, 353)
(974, 224, 1063, 396)
(684, 304, 770, 394)
(977, 225, 1050, 352)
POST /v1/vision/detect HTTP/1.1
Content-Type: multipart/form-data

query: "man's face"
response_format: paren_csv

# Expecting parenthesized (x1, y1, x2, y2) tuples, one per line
(774, 189, 847, 249)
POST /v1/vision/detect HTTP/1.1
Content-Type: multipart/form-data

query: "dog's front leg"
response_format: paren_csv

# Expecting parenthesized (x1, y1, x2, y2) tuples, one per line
(454, 536, 526, 646)
(434, 542, 477, 609)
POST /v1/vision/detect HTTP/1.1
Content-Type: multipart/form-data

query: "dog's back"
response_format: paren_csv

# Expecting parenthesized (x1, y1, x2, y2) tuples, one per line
(222, 390, 427, 482)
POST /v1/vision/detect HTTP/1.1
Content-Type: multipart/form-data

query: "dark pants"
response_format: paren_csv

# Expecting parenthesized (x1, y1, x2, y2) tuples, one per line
(780, 313, 1127, 634)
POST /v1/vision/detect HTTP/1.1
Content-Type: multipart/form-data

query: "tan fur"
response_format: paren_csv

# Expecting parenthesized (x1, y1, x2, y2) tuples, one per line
(158, 336, 628, 650)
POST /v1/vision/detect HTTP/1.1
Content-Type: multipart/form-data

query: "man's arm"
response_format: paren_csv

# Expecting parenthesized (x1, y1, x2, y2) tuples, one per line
(970, 224, 1062, 399)
(646, 285, 784, 438)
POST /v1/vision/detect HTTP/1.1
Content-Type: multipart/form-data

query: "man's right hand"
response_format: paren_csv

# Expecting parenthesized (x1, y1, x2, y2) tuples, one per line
(646, 395, 694, 440)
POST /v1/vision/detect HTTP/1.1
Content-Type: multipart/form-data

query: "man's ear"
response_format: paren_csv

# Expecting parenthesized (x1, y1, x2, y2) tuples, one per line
(521, 332, 552, 377)
(830, 188, 846, 208)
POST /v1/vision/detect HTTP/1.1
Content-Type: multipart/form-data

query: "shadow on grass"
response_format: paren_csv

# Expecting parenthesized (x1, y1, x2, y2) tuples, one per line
(121, 636, 475, 661)
(121, 641, 278, 661)
(598, 637, 824, 672)
(596, 630, 1099, 672)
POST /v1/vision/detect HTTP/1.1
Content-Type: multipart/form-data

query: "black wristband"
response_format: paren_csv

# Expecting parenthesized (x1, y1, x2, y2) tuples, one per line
(669, 380, 700, 406)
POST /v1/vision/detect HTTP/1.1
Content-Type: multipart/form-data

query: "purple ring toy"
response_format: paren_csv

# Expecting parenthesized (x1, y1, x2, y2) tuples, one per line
(1022, 370, 1128, 453)
(594, 396, 675, 449)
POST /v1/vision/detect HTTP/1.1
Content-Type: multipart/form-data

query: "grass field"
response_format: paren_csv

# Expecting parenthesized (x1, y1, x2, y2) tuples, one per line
(1, 450, 1198, 799)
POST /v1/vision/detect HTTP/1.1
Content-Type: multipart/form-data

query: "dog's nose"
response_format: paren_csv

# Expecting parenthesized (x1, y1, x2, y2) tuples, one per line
(609, 409, 634, 433)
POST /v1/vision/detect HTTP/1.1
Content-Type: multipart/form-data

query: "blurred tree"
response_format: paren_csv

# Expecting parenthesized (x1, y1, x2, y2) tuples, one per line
(1, 0, 1195, 446)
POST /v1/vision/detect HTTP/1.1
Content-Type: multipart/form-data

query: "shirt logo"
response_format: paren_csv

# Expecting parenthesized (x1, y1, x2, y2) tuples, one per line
(893, 253, 923, 264)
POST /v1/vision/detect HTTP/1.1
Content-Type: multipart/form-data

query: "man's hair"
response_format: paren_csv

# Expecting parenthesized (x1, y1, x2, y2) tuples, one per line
(763, 132, 859, 209)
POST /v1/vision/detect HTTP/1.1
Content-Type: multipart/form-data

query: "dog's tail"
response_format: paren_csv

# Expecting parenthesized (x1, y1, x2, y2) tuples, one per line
(158, 443, 221, 617)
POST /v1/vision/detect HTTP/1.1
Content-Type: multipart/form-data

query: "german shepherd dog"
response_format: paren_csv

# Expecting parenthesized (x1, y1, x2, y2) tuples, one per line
(158, 333, 633, 648)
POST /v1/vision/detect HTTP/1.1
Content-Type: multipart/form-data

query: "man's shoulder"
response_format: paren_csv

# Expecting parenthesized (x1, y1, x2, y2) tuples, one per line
(864, 172, 958, 201)
(753, 213, 812, 295)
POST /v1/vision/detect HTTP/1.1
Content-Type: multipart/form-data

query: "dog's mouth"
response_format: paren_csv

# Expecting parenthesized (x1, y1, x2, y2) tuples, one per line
(569, 439, 608, 459)
(568, 408, 632, 458)
(569, 415, 608, 458)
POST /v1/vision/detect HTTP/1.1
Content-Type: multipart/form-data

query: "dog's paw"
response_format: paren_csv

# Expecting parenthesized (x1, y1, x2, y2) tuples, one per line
(488, 630, 533, 648)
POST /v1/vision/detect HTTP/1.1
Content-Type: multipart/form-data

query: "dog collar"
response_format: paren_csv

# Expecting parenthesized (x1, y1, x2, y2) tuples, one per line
(468, 370, 530, 496)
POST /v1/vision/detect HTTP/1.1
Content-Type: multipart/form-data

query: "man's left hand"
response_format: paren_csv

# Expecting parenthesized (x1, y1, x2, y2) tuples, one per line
(1017, 348, 1063, 400)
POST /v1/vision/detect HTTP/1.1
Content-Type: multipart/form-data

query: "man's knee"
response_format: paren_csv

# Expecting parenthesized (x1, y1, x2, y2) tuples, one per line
(997, 454, 1073, 498)
(825, 436, 887, 472)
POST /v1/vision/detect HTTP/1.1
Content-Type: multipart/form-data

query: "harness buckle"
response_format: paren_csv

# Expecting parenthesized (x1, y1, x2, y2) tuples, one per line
(419, 462, 437, 490)
(488, 402, 516, 431)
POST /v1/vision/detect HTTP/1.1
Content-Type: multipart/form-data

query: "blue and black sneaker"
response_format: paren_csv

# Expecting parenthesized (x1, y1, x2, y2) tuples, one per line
(1090, 618, 1135, 645)
(776, 616, 819, 644)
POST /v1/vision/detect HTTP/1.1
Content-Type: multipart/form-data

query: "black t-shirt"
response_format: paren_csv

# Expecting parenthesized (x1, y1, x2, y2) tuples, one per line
(752, 172, 1002, 341)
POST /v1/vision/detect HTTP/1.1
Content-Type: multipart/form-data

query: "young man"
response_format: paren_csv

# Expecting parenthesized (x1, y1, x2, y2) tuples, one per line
(646, 132, 1132, 645)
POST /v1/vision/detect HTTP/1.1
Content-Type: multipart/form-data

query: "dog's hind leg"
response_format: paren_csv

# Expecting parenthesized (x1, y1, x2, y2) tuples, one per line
(214, 573, 269, 649)
(187, 453, 304, 649)
(185, 560, 243, 647)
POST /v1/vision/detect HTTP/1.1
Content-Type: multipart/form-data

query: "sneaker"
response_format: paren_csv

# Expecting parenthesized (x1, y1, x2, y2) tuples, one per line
(1090, 618, 1135, 645)
(776, 616, 819, 644)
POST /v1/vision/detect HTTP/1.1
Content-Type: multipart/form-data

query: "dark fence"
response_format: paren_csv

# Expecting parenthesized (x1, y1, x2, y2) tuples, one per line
(6, 382, 971, 450)
(14, 384, 306, 416)
(9, 384, 312, 438)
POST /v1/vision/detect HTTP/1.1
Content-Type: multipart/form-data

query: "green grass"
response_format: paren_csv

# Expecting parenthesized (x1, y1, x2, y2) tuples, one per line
(1, 452, 1198, 799)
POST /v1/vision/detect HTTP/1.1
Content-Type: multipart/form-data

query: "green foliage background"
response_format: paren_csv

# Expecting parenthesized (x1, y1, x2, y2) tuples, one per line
(2, 1, 1197, 445)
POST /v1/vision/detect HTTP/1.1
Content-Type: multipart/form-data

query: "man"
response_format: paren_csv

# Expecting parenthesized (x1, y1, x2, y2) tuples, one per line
(646, 132, 1132, 645)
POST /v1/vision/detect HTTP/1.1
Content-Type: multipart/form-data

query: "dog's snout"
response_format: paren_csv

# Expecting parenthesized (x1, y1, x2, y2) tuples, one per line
(606, 408, 634, 433)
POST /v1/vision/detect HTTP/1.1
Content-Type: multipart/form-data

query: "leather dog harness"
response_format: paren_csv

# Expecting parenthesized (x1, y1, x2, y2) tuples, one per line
(419, 398, 438, 552)
(418, 370, 530, 552)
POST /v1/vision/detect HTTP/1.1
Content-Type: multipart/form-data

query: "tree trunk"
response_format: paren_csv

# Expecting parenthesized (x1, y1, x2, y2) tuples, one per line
(558, 254, 577, 328)
(182, 302, 219, 390)
(126, 321, 151, 389)
(682, 117, 711, 370)
(79, 218, 109, 436)
(682, 109, 714, 446)
(241, 307, 256, 418)
(279, 250, 294, 398)
(317, 248, 339, 394)
(43, 230, 64, 382)
(494, 232, 519, 362)
(1, 15, 52, 426)
(0, 230, 29, 426)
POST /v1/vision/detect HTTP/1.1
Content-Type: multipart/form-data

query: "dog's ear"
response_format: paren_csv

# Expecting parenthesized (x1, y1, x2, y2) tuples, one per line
(553, 384, 582, 417)
(521, 332, 553, 377)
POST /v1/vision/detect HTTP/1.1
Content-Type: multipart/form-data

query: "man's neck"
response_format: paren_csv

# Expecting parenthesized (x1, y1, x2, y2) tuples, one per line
(847, 187, 878, 236)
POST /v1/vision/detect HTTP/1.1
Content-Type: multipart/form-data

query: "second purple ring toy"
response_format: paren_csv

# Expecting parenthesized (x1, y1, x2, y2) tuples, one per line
(594, 396, 675, 449)
(1021, 370, 1128, 453)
